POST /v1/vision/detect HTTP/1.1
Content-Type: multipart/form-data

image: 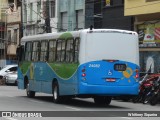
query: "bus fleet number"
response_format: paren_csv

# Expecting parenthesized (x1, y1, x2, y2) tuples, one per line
(89, 64, 100, 68)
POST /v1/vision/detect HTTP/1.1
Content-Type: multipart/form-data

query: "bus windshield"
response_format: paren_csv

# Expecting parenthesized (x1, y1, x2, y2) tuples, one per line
(85, 32, 139, 65)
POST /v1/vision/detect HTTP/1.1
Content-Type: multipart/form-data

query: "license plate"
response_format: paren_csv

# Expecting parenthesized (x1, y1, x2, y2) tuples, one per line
(114, 64, 126, 71)
(106, 78, 116, 82)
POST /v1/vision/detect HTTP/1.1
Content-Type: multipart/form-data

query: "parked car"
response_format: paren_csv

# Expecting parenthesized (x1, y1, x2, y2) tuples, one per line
(5, 71, 18, 85)
(0, 65, 18, 80)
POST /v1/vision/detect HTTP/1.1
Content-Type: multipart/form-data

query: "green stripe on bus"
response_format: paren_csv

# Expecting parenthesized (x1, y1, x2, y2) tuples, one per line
(49, 63, 79, 79)
(20, 61, 31, 74)
(58, 32, 73, 40)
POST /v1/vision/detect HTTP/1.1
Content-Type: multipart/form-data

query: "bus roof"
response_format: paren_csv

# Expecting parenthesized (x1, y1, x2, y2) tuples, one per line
(21, 31, 80, 42)
(21, 29, 137, 42)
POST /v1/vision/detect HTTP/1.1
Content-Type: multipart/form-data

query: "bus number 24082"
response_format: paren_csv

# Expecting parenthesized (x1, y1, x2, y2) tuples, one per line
(89, 64, 100, 68)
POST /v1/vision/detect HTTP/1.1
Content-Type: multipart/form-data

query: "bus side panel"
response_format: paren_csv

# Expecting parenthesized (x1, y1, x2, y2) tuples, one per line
(27, 62, 53, 93)
(26, 62, 79, 95)
(48, 63, 79, 96)
(58, 72, 79, 96)
(17, 67, 25, 89)
(41, 62, 56, 94)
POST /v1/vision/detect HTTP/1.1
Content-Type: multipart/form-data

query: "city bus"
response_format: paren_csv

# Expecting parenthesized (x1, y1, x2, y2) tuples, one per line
(17, 28, 140, 105)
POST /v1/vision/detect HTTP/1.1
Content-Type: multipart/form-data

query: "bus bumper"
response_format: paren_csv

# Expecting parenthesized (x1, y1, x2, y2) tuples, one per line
(79, 82, 139, 95)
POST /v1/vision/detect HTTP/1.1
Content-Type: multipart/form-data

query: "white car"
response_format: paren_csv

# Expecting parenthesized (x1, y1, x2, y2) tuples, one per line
(5, 71, 18, 85)
(0, 65, 18, 80)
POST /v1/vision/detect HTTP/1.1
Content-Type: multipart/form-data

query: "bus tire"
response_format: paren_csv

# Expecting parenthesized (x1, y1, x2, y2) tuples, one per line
(52, 81, 62, 103)
(94, 96, 112, 105)
(26, 83, 35, 98)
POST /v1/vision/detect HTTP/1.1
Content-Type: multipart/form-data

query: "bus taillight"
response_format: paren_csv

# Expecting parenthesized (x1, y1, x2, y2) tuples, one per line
(82, 73, 86, 77)
(82, 67, 86, 77)
(135, 69, 139, 79)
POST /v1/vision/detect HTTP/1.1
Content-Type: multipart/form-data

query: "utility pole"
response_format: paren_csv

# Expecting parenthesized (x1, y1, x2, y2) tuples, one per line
(20, 0, 23, 39)
(45, 0, 51, 33)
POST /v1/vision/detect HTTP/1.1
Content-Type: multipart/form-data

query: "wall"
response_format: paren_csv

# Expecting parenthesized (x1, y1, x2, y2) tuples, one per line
(102, 0, 133, 30)
(58, 0, 85, 31)
(125, 0, 160, 16)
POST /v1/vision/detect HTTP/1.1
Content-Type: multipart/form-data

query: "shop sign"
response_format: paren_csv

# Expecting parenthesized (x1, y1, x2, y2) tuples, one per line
(138, 22, 160, 47)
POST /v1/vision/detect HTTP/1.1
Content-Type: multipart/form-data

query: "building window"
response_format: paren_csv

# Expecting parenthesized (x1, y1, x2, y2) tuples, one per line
(37, 1, 41, 20)
(43, 1, 46, 18)
(24, 4, 27, 23)
(29, 3, 33, 22)
(75, 10, 84, 30)
(7, 30, 11, 44)
(13, 29, 17, 44)
(49, 0, 55, 18)
(60, 12, 68, 31)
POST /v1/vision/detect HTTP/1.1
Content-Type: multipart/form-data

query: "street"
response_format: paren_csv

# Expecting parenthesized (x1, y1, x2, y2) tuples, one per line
(0, 85, 160, 120)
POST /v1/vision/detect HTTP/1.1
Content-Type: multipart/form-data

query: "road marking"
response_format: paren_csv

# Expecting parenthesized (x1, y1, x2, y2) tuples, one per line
(3, 118, 18, 120)
(65, 106, 81, 111)
(29, 99, 44, 104)
(5, 95, 15, 98)
(120, 117, 133, 119)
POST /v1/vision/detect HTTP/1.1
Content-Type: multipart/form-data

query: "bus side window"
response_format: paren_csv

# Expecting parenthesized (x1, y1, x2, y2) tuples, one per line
(16, 45, 24, 62)
(49, 40, 56, 62)
(40, 40, 48, 61)
(66, 39, 74, 63)
(25, 42, 32, 61)
(74, 38, 80, 63)
(56, 39, 65, 62)
(32, 41, 40, 61)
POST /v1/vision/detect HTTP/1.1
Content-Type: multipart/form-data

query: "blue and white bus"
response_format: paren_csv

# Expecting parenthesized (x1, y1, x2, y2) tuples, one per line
(17, 28, 139, 105)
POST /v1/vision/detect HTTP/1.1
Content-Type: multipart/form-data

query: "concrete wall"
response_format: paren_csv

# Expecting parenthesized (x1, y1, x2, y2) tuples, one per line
(58, 0, 85, 31)
(125, 0, 160, 16)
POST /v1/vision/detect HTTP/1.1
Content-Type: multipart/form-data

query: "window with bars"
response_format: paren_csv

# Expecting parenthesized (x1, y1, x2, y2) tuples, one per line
(13, 29, 17, 44)
(40, 41, 48, 61)
(49, 0, 55, 18)
(74, 38, 80, 63)
(32, 41, 40, 61)
(49, 40, 56, 62)
(7, 30, 11, 44)
(56, 40, 66, 62)
(25, 42, 32, 61)
(66, 39, 74, 62)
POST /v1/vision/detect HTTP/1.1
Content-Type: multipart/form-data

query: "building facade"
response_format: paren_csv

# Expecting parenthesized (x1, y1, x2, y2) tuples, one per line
(125, 0, 160, 73)
(0, 0, 20, 68)
(102, 0, 134, 30)
(57, 0, 85, 31)
(22, 0, 58, 36)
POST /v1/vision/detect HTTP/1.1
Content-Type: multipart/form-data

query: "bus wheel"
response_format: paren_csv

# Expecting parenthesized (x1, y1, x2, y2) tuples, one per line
(94, 96, 112, 105)
(52, 82, 62, 103)
(26, 83, 35, 98)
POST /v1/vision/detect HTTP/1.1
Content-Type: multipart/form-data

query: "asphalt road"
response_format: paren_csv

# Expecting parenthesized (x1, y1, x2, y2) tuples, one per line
(0, 85, 160, 120)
